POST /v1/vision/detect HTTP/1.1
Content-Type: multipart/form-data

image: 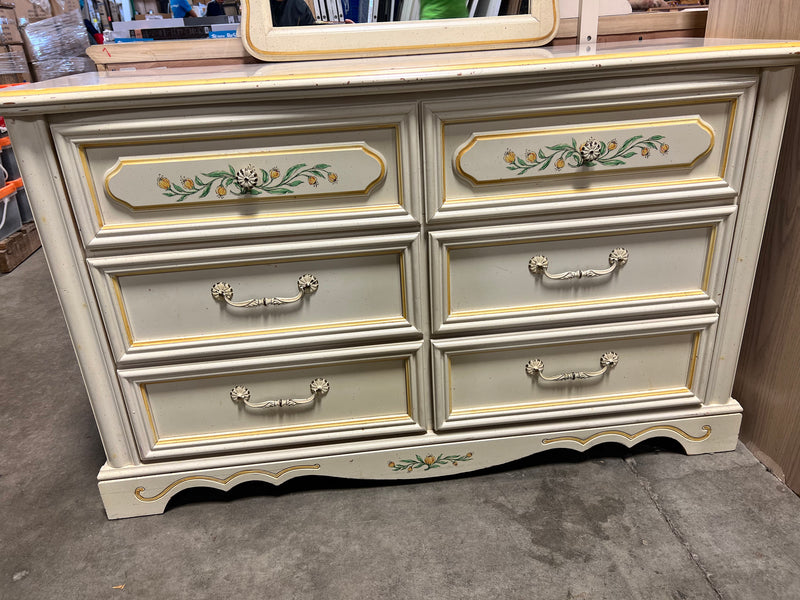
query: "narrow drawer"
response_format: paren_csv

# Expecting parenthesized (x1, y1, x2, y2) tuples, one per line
(89, 233, 421, 363)
(50, 101, 419, 248)
(423, 75, 757, 222)
(432, 316, 717, 431)
(430, 206, 734, 334)
(118, 342, 426, 459)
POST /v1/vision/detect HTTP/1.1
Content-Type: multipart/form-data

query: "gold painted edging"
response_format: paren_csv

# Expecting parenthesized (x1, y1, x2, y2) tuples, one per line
(3, 43, 798, 99)
(110, 249, 408, 348)
(445, 222, 719, 319)
(440, 97, 737, 206)
(77, 123, 403, 231)
(454, 117, 715, 186)
(138, 355, 416, 446)
(446, 330, 703, 417)
(103, 143, 387, 211)
(133, 465, 321, 502)
(542, 424, 712, 446)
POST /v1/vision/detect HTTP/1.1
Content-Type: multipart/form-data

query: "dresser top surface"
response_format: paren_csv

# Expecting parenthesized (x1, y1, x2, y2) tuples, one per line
(2, 38, 799, 113)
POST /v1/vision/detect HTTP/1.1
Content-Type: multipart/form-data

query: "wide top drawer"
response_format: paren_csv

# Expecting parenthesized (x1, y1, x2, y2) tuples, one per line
(423, 74, 757, 222)
(51, 101, 419, 249)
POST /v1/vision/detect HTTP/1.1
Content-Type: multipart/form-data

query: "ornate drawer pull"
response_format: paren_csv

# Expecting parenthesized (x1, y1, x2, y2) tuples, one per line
(211, 274, 319, 308)
(230, 378, 330, 409)
(529, 248, 628, 280)
(525, 352, 618, 382)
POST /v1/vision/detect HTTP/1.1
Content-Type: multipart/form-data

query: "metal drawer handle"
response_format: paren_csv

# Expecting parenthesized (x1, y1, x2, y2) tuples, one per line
(525, 352, 618, 382)
(230, 378, 330, 409)
(211, 274, 319, 308)
(529, 248, 628, 280)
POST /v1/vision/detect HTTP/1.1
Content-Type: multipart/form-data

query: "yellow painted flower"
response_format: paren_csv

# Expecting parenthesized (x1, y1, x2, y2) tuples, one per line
(504, 150, 516, 163)
(269, 168, 280, 179)
(423, 455, 436, 466)
(327, 172, 338, 184)
(526, 151, 537, 163)
(608, 140, 618, 151)
(466, 452, 473, 458)
(660, 143, 669, 154)
(555, 158, 565, 170)
(157, 175, 170, 189)
(388, 461, 395, 468)
(641, 147, 650, 157)
(216, 185, 226, 198)
(308, 175, 318, 187)
(407, 466, 413, 472)
(181, 177, 194, 190)
(453, 461, 458, 466)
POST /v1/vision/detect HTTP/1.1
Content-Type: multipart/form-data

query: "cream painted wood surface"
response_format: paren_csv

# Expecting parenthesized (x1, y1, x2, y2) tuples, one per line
(241, 0, 557, 61)
(88, 233, 420, 361)
(118, 342, 426, 459)
(423, 74, 756, 223)
(430, 206, 734, 333)
(50, 104, 419, 249)
(4, 40, 799, 518)
(435, 316, 716, 430)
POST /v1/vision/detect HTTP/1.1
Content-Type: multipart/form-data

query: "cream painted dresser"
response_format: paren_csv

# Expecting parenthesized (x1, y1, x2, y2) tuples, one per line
(4, 39, 799, 518)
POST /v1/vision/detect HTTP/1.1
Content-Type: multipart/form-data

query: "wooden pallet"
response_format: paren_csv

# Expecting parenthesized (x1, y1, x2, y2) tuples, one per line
(0, 222, 40, 273)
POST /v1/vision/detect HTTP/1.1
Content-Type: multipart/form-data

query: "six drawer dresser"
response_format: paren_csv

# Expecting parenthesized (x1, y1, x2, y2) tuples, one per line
(4, 39, 800, 518)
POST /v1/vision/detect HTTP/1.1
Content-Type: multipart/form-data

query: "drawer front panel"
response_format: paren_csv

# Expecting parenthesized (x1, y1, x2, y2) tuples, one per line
(89, 233, 420, 361)
(423, 75, 757, 221)
(51, 102, 419, 247)
(118, 342, 425, 459)
(433, 316, 717, 430)
(431, 207, 734, 332)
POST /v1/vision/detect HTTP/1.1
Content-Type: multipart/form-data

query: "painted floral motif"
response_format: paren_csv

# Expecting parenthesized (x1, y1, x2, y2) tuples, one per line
(156, 162, 338, 202)
(503, 134, 669, 175)
(388, 452, 473, 472)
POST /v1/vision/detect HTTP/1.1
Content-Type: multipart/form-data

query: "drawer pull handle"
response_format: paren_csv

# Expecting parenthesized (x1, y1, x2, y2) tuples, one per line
(230, 378, 330, 409)
(211, 274, 319, 308)
(529, 248, 628, 280)
(525, 351, 618, 382)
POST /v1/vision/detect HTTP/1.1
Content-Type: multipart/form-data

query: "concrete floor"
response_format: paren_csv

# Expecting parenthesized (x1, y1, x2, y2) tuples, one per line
(2, 249, 799, 600)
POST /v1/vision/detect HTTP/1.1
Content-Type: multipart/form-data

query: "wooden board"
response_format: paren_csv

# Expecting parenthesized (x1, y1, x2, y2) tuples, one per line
(706, 0, 800, 39)
(714, 0, 800, 495)
(87, 11, 707, 70)
(0, 222, 40, 273)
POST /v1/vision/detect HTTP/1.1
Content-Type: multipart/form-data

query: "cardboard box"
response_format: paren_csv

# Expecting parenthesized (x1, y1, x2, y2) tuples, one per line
(0, 43, 30, 81)
(49, 0, 79, 16)
(0, 7, 23, 44)
(12, 0, 51, 21)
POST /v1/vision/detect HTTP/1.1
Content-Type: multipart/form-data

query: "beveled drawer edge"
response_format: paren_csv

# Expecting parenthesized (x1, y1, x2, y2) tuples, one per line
(137, 355, 417, 448)
(75, 122, 405, 232)
(453, 115, 715, 187)
(104, 142, 387, 211)
(444, 221, 718, 320)
(439, 96, 738, 206)
(443, 330, 702, 418)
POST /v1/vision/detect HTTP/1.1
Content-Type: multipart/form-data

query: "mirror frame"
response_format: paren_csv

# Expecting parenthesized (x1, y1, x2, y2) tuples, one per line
(241, 0, 559, 62)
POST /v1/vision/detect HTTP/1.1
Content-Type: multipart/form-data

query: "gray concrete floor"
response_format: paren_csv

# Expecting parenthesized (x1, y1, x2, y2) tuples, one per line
(2, 249, 799, 600)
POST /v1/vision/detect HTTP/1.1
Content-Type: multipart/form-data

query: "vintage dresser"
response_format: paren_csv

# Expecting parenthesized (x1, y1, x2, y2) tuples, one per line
(4, 39, 799, 518)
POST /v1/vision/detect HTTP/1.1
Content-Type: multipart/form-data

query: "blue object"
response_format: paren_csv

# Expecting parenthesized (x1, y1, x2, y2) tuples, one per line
(208, 29, 237, 38)
(170, 0, 194, 18)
